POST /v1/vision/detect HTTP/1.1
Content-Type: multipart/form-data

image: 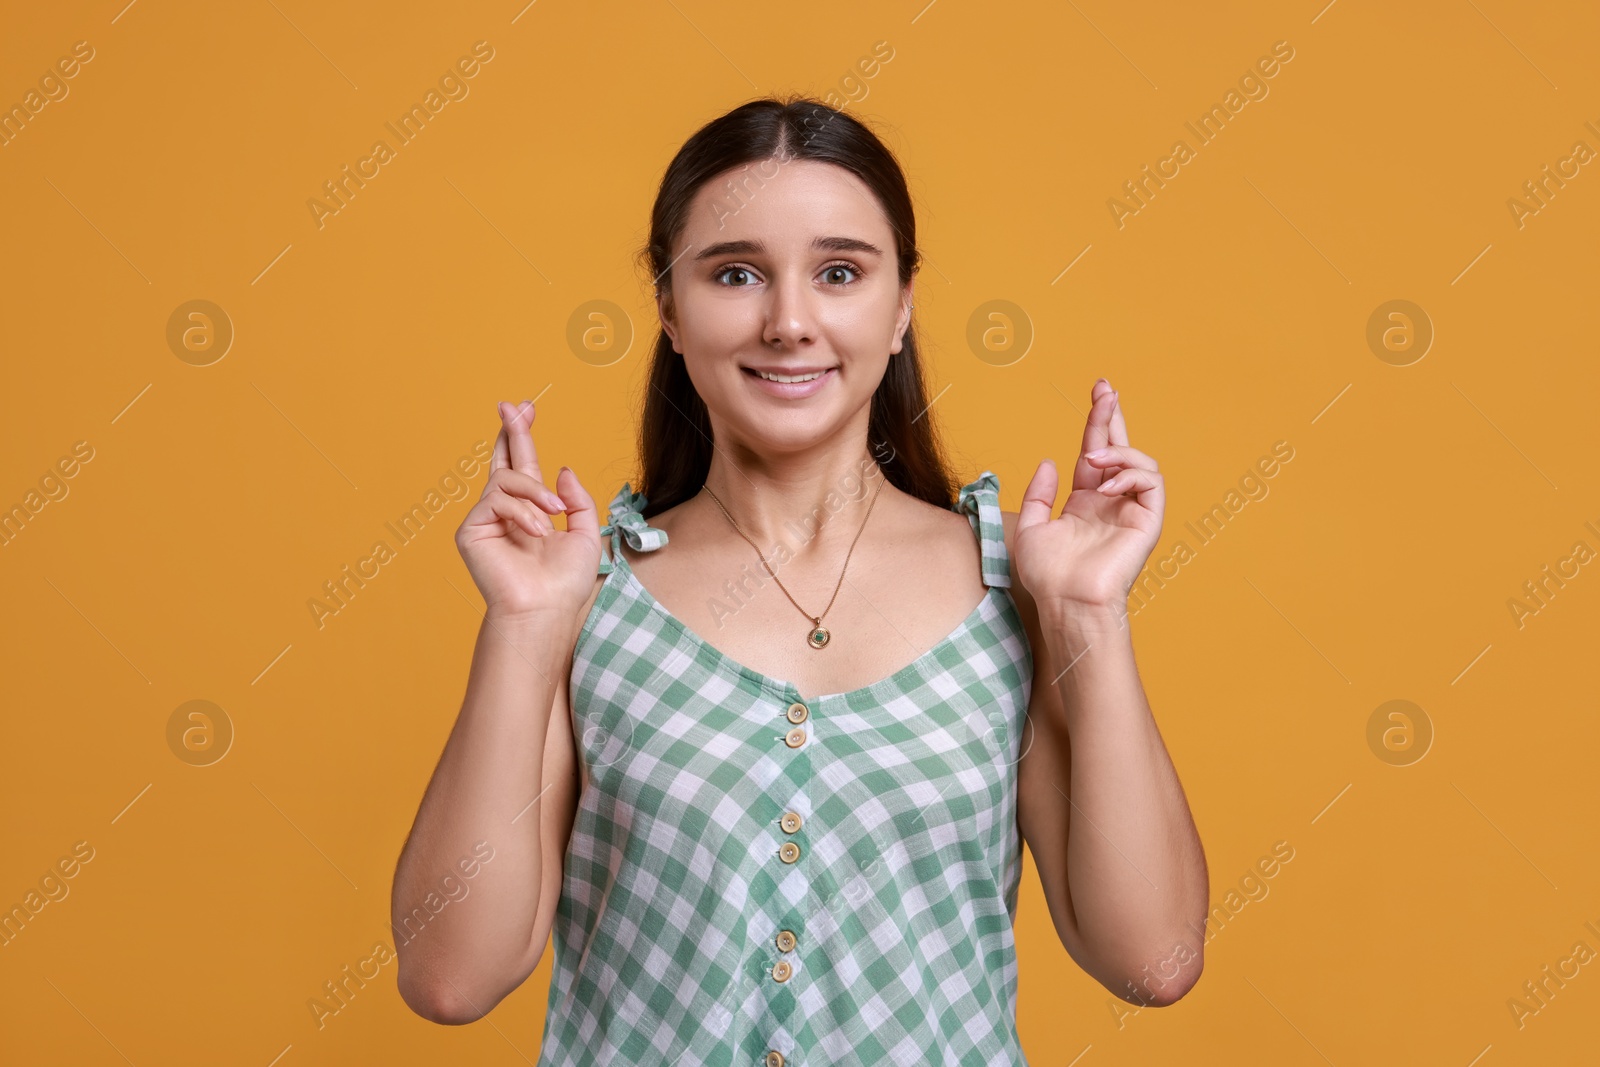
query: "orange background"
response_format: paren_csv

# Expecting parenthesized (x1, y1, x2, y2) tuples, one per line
(3, 1, 1598, 1063)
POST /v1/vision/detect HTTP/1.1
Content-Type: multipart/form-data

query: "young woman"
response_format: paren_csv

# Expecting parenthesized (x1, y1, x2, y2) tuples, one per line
(392, 95, 1207, 1064)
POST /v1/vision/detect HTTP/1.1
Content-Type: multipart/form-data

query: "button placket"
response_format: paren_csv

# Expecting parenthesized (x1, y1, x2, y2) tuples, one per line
(769, 923, 800, 984)
(776, 701, 806, 866)
(765, 697, 811, 1060)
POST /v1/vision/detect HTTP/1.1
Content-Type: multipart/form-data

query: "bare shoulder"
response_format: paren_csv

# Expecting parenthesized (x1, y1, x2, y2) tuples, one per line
(898, 487, 987, 572)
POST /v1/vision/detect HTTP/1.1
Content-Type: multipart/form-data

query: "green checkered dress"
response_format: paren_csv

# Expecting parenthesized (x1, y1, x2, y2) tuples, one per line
(536, 471, 1034, 1066)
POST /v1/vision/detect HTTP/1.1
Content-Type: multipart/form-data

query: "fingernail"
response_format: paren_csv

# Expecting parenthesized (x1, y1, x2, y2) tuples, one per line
(1087, 448, 1108, 458)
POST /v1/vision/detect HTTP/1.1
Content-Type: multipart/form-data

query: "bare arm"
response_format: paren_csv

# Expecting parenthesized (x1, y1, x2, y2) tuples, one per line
(391, 398, 604, 1024)
(1015, 583, 1207, 1007)
(1011, 380, 1208, 1007)
(392, 605, 582, 1024)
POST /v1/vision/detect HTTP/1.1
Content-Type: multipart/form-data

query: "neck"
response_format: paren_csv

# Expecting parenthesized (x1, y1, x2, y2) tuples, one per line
(700, 440, 888, 561)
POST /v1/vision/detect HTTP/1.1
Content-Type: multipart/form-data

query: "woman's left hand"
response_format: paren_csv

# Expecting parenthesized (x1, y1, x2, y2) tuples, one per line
(1014, 379, 1164, 617)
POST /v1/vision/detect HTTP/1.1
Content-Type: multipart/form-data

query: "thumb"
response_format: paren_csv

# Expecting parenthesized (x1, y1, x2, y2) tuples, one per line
(1016, 459, 1059, 535)
(553, 467, 600, 542)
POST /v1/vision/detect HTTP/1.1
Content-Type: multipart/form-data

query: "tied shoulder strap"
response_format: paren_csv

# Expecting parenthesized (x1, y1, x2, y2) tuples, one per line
(596, 482, 669, 576)
(955, 470, 1012, 588)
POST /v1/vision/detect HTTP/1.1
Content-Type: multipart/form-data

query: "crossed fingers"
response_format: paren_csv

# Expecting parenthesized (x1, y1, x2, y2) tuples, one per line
(481, 399, 566, 535)
(1077, 381, 1162, 506)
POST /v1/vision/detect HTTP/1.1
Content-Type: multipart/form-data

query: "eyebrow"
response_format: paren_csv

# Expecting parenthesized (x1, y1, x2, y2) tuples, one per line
(691, 236, 885, 261)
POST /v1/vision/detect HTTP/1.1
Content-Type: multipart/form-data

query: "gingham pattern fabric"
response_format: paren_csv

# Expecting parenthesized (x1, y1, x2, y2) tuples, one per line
(594, 481, 669, 575)
(536, 471, 1034, 1066)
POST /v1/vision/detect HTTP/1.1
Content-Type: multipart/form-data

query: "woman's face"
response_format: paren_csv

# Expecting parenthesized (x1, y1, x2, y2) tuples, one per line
(658, 157, 913, 455)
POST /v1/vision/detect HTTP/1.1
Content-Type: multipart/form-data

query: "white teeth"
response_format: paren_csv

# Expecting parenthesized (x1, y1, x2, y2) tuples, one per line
(754, 369, 825, 383)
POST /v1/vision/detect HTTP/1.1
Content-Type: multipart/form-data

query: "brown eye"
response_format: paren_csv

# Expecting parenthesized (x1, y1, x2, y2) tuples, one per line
(714, 266, 756, 286)
(821, 264, 860, 285)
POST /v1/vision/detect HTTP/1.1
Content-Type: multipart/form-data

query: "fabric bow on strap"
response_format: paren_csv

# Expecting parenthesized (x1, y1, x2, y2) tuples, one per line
(597, 483, 669, 575)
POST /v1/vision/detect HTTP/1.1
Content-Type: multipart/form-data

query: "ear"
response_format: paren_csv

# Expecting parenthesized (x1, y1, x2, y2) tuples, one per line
(891, 281, 915, 355)
(655, 287, 682, 354)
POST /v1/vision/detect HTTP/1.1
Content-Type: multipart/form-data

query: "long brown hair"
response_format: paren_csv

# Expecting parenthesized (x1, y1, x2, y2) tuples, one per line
(632, 93, 957, 518)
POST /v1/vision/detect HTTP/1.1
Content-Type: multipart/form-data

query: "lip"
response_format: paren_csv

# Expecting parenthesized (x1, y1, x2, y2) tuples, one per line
(742, 365, 838, 399)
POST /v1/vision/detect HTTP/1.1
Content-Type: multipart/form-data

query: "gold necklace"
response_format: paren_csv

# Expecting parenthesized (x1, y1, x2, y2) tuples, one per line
(702, 470, 887, 649)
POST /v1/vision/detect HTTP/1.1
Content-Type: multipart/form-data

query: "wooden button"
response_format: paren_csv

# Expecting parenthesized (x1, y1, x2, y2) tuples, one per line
(772, 959, 793, 982)
(786, 702, 809, 724)
(784, 727, 806, 748)
(765, 1052, 785, 1067)
(780, 811, 802, 834)
(775, 929, 797, 952)
(779, 841, 801, 863)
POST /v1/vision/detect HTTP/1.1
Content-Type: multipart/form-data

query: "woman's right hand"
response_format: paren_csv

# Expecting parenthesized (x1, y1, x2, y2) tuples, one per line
(455, 399, 602, 620)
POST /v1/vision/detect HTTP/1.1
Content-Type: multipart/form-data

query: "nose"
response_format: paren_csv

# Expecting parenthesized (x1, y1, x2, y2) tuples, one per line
(762, 271, 817, 349)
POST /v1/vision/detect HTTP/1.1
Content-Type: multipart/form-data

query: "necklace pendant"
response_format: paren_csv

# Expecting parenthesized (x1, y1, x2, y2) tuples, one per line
(808, 624, 830, 649)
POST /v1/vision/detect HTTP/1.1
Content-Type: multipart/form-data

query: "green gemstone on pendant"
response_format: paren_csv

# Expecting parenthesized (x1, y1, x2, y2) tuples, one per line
(809, 625, 830, 649)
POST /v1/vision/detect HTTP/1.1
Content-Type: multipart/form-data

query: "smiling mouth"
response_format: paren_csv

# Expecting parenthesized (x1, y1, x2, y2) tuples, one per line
(743, 367, 834, 383)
